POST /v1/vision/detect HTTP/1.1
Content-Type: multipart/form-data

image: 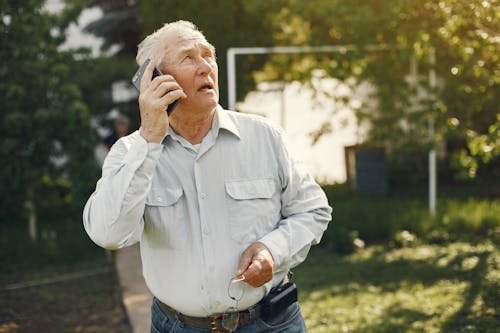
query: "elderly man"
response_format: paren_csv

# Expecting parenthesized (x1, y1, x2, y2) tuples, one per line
(83, 20, 332, 333)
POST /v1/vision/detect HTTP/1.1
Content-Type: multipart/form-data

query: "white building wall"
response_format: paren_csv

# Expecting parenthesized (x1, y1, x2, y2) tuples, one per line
(237, 79, 372, 184)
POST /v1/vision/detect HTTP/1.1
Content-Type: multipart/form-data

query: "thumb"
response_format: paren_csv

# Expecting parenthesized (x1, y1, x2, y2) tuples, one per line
(236, 248, 253, 276)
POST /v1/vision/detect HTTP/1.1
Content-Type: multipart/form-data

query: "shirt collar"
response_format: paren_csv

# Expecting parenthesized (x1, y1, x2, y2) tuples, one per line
(214, 105, 240, 139)
(161, 105, 240, 145)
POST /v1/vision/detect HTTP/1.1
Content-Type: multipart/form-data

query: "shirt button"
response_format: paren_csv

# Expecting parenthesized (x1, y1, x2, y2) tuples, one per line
(203, 228, 210, 235)
(200, 192, 207, 199)
(156, 196, 162, 202)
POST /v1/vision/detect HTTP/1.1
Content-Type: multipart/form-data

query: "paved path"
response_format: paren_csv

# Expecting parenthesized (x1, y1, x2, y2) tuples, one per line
(115, 244, 152, 333)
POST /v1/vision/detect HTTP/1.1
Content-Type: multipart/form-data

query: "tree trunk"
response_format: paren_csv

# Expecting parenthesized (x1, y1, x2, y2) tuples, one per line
(26, 186, 37, 242)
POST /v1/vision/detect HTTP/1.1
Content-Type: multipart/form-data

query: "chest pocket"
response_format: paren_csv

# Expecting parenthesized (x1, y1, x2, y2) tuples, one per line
(225, 178, 279, 244)
(144, 187, 186, 249)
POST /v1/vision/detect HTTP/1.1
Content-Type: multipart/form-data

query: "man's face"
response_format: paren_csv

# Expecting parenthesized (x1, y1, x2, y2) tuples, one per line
(160, 28, 218, 113)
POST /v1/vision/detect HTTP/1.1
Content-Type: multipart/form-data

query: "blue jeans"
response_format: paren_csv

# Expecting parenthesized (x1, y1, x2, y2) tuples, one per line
(150, 297, 307, 333)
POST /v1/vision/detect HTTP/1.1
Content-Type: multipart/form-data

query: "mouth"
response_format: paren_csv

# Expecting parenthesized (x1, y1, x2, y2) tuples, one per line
(198, 82, 215, 92)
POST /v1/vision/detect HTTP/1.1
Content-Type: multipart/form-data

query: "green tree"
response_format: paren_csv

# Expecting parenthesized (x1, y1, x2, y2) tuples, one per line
(83, 0, 140, 57)
(90, 0, 498, 184)
(77, 0, 142, 129)
(0, 0, 98, 239)
(251, 0, 499, 184)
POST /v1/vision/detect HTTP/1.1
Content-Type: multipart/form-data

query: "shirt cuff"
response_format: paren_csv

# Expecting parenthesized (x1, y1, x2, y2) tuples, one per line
(123, 134, 162, 168)
(258, 231, 289, 273)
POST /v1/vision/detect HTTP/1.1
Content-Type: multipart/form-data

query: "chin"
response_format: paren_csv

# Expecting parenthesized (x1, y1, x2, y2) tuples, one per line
(204, 98, 219, 110)
(192, 100, 218, 113)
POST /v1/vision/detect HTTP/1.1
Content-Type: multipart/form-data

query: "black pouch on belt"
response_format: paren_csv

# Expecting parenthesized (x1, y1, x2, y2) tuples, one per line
(260, 282, 298, 320)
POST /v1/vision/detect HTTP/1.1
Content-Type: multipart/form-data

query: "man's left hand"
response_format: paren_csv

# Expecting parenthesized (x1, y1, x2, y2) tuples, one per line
(236, 242, 274, 288)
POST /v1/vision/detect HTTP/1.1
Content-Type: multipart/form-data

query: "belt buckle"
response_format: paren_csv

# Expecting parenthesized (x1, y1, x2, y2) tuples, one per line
(210, 313, 229, 333)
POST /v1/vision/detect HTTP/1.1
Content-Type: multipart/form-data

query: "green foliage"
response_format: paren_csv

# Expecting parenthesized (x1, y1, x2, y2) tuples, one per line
(439, 198, 500, 236)
(79, 1, 155, 130)
(321, 184, 500, 255)
(74, 56, 141, 128)
(100, 0, 498, 182)
(0, 217, 105, 280)
(457, 113, 500, 180)
(0, 0, 99, 221)
(84, 0, 140, 56)
(85, 0, 498, 184)
(251, 0, 499, 183)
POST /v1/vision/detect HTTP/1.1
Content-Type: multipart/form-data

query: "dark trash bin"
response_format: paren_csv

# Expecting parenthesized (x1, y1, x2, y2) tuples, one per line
(345, 145, 388, 194)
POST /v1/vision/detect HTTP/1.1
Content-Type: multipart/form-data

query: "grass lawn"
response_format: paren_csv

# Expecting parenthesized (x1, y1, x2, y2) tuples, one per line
(0, 217, 131, 333)
(0, 258, 130, 333)
(2, 240, 497, 332)
(295, 240, 499, 333)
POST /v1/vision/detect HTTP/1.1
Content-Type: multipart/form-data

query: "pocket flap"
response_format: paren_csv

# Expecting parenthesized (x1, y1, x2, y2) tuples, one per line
(225, 179, 275, 200)
(146, 187, 183, 206)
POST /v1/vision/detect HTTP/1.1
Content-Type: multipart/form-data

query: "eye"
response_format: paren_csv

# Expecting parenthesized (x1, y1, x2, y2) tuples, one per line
(181, 55, 193, 63)
(203, 52, 215, 61)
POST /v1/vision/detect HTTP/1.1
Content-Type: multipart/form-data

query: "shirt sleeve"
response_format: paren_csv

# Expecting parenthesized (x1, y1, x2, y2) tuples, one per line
(258, 129, 333, 273)
(83, 131, 163, 249)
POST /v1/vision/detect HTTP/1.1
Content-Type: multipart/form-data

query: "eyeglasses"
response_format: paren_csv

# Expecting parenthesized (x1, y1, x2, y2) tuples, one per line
(221, 276, 245, 332)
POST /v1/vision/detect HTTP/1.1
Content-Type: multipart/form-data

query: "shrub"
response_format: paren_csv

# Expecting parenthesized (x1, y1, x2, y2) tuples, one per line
(322, 184, 499, 254)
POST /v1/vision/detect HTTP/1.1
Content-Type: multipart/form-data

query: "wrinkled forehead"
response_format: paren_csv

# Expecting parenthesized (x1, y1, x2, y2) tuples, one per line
(161, 27, 214, 59)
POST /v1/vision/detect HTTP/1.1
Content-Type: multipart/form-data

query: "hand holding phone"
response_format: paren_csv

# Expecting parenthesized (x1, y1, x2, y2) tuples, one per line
(131, 59, 180, 115)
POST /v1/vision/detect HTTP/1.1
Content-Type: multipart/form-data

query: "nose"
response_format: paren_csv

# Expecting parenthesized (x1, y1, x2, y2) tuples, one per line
(196, 57, 214, 75)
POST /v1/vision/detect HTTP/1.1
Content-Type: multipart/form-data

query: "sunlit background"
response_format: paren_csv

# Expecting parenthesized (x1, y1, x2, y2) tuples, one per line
(1, 1, 498, 332)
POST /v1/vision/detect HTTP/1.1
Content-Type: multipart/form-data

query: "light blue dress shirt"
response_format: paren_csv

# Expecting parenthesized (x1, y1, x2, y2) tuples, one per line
(83, 106, 332, 316)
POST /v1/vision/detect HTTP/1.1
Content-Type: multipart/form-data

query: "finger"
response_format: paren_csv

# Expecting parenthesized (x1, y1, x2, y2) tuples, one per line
(154, 80, 182, 98)
(159, 89, 186, 109)
(243, 260, 270, 287)
(232, 276, 245, 282)
(150, 74, 176, 92)
(236, 249, 253, 277)
(242, 259, 261, 280)
(140, 58, 156, 91)
(166, 88, 186, 100)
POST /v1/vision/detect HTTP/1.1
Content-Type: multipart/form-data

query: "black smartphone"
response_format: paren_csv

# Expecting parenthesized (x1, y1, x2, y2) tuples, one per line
(131, 58, 180, 115)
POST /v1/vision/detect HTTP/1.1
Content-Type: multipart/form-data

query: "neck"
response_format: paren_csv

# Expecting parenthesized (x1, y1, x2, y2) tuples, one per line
(169, 107, 216, 144)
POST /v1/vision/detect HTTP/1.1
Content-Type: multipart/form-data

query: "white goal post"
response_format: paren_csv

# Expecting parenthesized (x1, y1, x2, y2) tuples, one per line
(226, 45, 437, 215)
(226, 44, 393, 111)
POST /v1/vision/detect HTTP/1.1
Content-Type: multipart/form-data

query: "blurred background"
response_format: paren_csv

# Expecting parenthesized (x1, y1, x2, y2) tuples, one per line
(0, 0, 498, 332)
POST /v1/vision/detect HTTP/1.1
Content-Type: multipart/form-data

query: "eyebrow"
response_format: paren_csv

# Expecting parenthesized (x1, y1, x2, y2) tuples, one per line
(177, 42, 216, 57)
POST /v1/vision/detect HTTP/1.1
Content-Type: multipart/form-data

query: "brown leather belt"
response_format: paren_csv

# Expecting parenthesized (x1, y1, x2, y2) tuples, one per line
(157, 300, 262, 332)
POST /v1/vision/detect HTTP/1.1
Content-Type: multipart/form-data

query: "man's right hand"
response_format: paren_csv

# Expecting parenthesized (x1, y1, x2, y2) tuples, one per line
(138, 59, 186, 143)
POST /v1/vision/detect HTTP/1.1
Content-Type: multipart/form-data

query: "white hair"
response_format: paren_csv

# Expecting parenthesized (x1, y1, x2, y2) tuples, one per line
(136, 20, 205, 68)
